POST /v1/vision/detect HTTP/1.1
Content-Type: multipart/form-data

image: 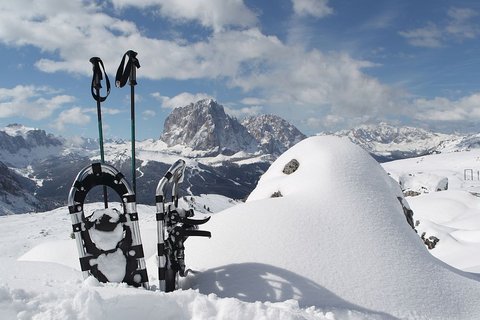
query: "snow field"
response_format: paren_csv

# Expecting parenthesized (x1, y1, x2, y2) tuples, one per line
(385, 152, 480, 274)
(186, 136, 480, 319)
(6, 136, 480, 319)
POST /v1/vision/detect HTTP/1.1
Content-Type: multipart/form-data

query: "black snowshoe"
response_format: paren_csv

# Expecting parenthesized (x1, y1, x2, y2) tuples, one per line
(155, 159, 211, 292)
(68, 163, 149, 289)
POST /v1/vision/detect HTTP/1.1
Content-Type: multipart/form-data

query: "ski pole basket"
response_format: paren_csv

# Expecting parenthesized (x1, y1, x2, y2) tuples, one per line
(156, 159, 211, 292)
(68, 163, 149, 289)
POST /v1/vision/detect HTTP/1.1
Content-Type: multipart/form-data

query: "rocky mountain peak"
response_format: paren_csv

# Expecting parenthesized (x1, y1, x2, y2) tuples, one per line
(242, 114, 306, 156)
(0, 124, 63, 153)
(161, 99, 258, 156)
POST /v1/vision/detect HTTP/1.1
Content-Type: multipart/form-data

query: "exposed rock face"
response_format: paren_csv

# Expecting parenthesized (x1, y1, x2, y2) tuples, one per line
(0, 124, 62, 154)
(161, 99, 258, 155)
(282, 159, 299, 175)
(242, 114, 306, 156)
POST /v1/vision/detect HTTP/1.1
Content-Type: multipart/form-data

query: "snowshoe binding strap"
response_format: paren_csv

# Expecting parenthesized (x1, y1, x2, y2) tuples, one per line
(90, 57, 110, 102)
(115, 50, 140, 88)
(172, 227, 211, 239)
(169, 208, 211, 226)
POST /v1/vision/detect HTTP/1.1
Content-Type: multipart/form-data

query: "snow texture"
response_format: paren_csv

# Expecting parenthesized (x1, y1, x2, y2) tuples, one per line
(186, 136, 480, 319)
(87, 209, 124, 251)
(4, 136, 480, 319)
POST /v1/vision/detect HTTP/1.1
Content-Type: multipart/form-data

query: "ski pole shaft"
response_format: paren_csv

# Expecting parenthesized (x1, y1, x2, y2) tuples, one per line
(95, 87, 109, 209)
(115, 50, 140, 196)
(90, 57, 111, 209)
(131, 83, 136, 195)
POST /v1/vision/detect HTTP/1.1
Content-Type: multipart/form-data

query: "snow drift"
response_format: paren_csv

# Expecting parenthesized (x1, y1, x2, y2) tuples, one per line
(186, 136, 480, 319)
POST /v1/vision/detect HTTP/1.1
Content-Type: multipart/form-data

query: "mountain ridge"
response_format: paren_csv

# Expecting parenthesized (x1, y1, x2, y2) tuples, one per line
(323, 122, 465, 161)
(161, 99, 305, 157)
(2, 103, 480, 214)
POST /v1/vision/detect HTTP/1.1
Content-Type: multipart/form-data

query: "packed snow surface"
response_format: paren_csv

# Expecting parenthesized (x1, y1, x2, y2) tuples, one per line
(384, 150, 480, 274)
(3, 136, 480, 319)
(186, 136, 480, 319)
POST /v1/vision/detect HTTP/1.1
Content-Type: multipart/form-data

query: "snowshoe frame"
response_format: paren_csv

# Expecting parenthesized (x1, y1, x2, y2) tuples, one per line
(67, 162, 149, 289)
(155, 159, 211, 292)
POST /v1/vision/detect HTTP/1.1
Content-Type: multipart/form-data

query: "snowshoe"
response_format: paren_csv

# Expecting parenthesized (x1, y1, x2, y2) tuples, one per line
(155, 159, 211, 292)
(67, 162, 149, 289)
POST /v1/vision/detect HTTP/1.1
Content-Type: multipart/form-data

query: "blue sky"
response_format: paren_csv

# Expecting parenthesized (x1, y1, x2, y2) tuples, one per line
(0, 0, 479, 140)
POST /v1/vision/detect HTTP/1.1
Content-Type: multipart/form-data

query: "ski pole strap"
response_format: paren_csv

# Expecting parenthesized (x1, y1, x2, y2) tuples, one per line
(90, 57, 111, 102)
(115, 50, 140, 88)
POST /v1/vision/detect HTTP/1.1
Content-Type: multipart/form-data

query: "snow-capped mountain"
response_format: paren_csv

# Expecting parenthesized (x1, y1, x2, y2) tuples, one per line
(1, 123, 62, 150)
(436, 133, 480, 153)
(0, 124, 63, 167)
(2, 106, 307, 213)
(10, 104, 480, 215)
(161, 99, 258, 156)
(242, 114, 306, 156)
(326, 122, 458, 161)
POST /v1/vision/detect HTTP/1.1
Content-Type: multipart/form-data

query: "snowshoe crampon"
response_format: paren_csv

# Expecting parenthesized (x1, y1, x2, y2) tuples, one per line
(68, 163, 149, 289)
(156, 159, 211, 292)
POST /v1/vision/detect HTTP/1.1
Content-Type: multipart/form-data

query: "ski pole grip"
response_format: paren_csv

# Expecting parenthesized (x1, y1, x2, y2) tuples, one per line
(90, 57, 110, 102)
(90, 57, 101, 88)
(115, 50, 140, 88)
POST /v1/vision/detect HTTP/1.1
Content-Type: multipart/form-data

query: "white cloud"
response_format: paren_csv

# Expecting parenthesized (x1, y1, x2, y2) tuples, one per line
(97, 107, 122, 115)
(400, 7, 480, 47)
(152, 92, 214, 109)
(142, 109, 156, 119)
(110, 0, 257, 32)
(81, 107, 122, 116)
(231, 48, 397, 118)
(240, 97, 267, 106)
(414, 93, 480, 122)
(224, 105, 263, 119)
(0, 1, 403, 125)
(54, 107, 91, 131)
(292, 0, 333, 18)
(446, 7, 479, 40)
(306, 114, 345, 130)
(124, 94, 143, 104)
(0, 85, 75, 120)
(399, 23, 443, 48)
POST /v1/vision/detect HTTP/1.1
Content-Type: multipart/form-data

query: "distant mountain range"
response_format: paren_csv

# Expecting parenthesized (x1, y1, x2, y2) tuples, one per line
(0, 100, 304, 214)
(324, 122, 480, 162)
(2, 99, 480, 214)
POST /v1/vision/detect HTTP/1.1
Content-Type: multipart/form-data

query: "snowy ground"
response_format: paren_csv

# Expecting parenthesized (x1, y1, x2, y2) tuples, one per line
(383, 150, 480, 274)
(3, 137, 480, 319)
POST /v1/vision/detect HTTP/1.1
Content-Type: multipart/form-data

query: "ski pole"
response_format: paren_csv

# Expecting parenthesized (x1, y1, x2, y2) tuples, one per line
(115, 50, 140, 195)
(90, 57, 111, 209)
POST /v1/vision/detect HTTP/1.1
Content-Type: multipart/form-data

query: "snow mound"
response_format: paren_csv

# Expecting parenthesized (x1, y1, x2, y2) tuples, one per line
(408, 190, 480, 273)
(186, 136, 480, 319)
(399, 172, 448, 196)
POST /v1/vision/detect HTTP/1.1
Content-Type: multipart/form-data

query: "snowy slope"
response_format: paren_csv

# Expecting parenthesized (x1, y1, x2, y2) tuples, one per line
(5, 136, 480, 319)
(383, 150, 480, 274)
(0, 201, 370, 319)
(185, 136, 480, 319)
(383, 149, 480, 194)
